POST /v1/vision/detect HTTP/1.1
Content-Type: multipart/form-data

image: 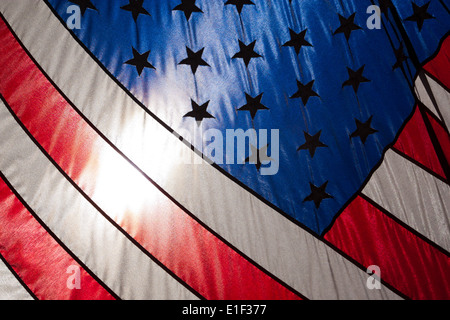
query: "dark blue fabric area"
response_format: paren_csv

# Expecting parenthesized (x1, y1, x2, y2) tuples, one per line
(47, 0, 450, 234)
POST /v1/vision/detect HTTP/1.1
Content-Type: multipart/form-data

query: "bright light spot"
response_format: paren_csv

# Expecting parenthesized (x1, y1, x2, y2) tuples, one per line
(92, 146, 160, 224)
(79, 107, 192, 226)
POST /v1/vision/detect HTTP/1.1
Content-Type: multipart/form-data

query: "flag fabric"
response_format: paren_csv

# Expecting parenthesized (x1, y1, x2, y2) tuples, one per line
(0, 0, 449, 300)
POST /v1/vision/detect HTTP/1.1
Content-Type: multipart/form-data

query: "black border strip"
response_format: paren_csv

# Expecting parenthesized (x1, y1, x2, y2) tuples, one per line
(360, 193, 450, 257)
(0, 169, 120, 300)
(0, 250, 37, 300)
(0, 13, 308, 301)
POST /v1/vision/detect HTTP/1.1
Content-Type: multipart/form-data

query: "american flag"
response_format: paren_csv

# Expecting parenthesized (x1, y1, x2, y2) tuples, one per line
(0, 0, 449, 300)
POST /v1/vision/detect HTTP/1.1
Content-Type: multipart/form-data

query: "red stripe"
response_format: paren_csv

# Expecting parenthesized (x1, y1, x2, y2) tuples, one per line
(0, 176, 115, 300)
(426, 111, 450, 166)
(325, 195, 450, 300)
(393, 105, 446, 179)
(0, 19, 301, 300)
(423, 35, 450, 89)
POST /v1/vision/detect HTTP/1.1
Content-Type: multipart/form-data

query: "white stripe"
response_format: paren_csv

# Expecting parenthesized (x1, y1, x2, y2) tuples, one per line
(363, 149, 450, 251)
(0, 101, 197, 300)
(415, 71, 450, 128)
(0, 258, 33, 300)
(0, 0, 401, 299)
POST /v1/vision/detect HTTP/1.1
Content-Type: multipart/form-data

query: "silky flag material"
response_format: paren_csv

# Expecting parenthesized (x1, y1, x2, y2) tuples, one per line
(0, 0, 449, 300)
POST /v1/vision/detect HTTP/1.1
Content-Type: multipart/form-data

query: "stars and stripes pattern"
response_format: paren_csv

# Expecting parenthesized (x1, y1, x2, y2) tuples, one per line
(0, 0, 448, 300)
